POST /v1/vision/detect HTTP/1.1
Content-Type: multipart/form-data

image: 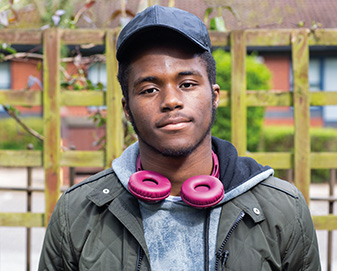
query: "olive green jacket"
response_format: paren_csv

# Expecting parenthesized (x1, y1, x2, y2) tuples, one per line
(38, 168, 320, 271)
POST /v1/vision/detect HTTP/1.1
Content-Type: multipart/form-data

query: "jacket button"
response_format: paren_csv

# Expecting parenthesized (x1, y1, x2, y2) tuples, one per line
(253, 207, 260, 215)
(103, 188, 110, 194)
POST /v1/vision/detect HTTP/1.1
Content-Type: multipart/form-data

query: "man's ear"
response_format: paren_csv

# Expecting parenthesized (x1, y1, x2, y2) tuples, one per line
(122, 97, 131, 121)
(212, 84, 220, 109)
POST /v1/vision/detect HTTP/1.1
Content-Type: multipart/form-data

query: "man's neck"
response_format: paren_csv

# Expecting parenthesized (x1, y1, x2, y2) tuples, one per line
(138, 137, 213, 196)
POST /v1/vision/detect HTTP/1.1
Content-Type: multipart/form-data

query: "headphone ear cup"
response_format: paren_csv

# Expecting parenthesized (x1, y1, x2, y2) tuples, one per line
(128, 171, 171, 202)
(180, 176, 224, 208)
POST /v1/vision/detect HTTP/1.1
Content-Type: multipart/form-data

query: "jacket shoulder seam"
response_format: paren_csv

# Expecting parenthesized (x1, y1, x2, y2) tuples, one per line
(260, 177, 299, 199)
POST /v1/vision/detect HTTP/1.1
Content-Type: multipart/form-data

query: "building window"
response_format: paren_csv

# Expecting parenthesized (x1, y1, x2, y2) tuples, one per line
(0, 61, 10, 112)
(87, 62, 107, 111)
(305, 57, 337, 126)
(88, 62, 107, 89)
(309, 58, 322, 91)
(322, 58, 337, 125)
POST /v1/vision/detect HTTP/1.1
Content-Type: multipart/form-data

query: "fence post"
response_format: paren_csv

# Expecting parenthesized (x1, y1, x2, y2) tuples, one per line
(327, 169, 336, 271)
(291, 30, 310, 203)
(43, 28, 61, 225)
(105, 30, 124, 167)
(230, 30, 247, 155)
(69, 145, 76, 187)
(26, 143, 33, 271)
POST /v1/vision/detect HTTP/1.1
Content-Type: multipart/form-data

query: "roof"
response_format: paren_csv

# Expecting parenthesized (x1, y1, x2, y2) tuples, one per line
(197, 0, 337, 30)
(6, 0, 337, 30)
(75, 0, 337, 30)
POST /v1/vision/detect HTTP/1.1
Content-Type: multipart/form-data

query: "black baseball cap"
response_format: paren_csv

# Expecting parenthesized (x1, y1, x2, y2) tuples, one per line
(116, 5, 212, 61)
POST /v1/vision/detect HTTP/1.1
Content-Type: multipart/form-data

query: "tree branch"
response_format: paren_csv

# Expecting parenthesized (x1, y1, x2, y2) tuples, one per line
(3, 105, 44, 142)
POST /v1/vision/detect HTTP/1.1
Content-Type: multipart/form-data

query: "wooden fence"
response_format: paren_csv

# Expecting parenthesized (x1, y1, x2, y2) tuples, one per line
(0, 28, 337, 232)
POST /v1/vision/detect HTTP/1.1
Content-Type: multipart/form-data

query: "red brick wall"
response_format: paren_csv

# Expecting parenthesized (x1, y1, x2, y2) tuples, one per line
(11, 60, 42, 114)
(263, 55, 290, 91)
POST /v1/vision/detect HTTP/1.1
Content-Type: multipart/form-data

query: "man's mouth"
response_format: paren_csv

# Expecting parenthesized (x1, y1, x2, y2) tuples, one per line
(156, 115, 192, 131)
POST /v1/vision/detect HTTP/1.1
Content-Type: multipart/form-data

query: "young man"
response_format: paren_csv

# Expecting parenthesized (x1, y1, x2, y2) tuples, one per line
(39, 5, 321, 271)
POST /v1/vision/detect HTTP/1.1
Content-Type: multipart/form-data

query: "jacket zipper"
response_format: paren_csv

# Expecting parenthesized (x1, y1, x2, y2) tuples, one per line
(136, 245, 144, 271)
(215, 211, 245, 271)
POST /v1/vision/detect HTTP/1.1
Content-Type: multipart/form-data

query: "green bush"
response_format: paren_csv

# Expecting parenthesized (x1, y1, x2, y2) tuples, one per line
(211, 49, 271, 151)
(259, 126, 337, 182)
(258, 126, 294, 152)
(0, 117, 43, 150)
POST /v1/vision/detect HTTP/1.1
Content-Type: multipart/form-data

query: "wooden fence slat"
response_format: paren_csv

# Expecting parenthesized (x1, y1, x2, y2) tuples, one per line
(312, 215, 337, 231)
(0, 150, 42, 167)
(220, 90, 293, 107)
(61, 29, 106, 45)
(310, 91, 337, 106)
(308, 29, 337, 46)
(245, 29, 291, 46)
(246, 90, 293, 107)
(230, 30, 247, 155)
(43, 28, 61, 225)
(218, 90, 230, 107)
(209, 31, 230, 47)
(105, 30, 124, 167)
(246, 152, 292, 169)
(60, 91, 105, 106)
(210, 29, 292, 47)
(60, 151, 104, 167)
(291, 30, 311, 203)
(0, 90, 41, 106)
(0, 212, 44, 228)
(311, 152, 337, 169)
(0, 29, 42, 44)
(219, 90, 337, 107)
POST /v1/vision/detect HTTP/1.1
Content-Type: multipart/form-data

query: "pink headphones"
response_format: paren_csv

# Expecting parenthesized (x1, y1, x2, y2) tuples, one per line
(128, 152, 224, 208)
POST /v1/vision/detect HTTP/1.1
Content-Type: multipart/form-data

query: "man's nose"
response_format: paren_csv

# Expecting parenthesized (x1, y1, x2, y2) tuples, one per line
(160, 85, 183, 111)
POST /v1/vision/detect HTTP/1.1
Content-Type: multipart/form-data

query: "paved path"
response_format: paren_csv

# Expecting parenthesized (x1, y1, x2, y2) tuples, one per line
(0, 167, 336, 270)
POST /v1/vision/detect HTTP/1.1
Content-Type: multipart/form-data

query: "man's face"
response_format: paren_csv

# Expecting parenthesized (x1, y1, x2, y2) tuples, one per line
(123, 45, 220, 157)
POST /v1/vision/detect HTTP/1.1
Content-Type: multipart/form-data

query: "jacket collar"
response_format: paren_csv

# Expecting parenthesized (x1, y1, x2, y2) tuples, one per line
(86, 169, 124, 207)
(86, 169, 150, 263)
(231, 188, 265, 224)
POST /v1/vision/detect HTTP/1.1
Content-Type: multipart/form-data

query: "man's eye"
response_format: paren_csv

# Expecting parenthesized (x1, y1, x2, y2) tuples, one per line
(181, 83, 195, 88)
(141, 88, 158, 94)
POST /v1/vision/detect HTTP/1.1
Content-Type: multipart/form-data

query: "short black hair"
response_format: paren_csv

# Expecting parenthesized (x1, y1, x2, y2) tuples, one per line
(117, 29, 216, 105)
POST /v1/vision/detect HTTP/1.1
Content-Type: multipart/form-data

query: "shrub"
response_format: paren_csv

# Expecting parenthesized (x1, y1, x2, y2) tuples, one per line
(259, 126, 337, 182)
(211, 49, 271, 151)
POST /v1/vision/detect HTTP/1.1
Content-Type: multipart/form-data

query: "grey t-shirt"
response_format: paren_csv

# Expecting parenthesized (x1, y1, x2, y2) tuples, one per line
(112, 142, 221, 270)
(139, 196, 220, 270)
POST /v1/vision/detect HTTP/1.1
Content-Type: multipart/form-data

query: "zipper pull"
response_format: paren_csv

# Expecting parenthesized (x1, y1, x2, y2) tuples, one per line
(222, 250, 229, 269)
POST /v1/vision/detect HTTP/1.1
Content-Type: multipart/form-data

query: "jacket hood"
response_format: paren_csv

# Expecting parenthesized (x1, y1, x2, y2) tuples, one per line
(112, 137, 274, 203)
(211, 137, 274, 203)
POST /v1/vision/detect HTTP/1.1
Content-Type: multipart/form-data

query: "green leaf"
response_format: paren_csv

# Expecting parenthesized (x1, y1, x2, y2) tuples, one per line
(209, 18, 216, 31)
(4, 45, 16, 54)
(7, 105, 21, 116)
(96, 82, 104, 90)
(60, 81, 71, 88)
(86, 78, 93, 89)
